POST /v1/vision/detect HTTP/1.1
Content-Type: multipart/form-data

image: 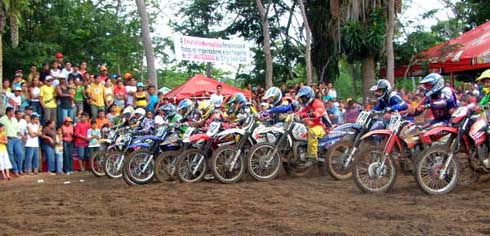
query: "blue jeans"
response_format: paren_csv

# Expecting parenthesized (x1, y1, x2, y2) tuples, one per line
(25, 147, 40, 171)
(63, 141, 73, 172)
(56, 153, 63, 174)
(43, 145, 55, 172)
(30, 101, 43, 120)
(7, 137, 24, 173)
(60, 108, 75, 127)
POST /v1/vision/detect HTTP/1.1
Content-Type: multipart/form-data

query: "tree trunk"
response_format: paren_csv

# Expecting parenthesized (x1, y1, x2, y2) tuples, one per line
(255, 0, 273, 88)
(9, 15, 19, 48)
(298, 0, 313, 85)
(0, 7, 5, 116)
(135, 0, 158, 87)
(206, 62, 212, 78)
(362, 55, 376, 104)
(385, 0, 395, 85)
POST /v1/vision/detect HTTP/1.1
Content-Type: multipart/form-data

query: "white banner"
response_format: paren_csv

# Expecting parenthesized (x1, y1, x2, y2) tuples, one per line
(174, 35, 251, 64)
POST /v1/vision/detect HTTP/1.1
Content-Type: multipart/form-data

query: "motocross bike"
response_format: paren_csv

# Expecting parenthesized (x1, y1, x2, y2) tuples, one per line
(175, 120, 223, 183)
(415, 106, 488, 195)
(323, 110, 385, 180)
(352, 111, 453, 193)
(210, 115, 257, 184)
(90, 125, 121, 177)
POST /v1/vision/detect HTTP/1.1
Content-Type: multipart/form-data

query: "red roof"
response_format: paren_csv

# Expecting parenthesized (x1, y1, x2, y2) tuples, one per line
(392, 21, 490, 77)
(164, 74, 251, 101)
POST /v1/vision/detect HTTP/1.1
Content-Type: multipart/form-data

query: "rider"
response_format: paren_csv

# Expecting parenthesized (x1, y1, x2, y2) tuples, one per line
(160, 103, 182, 124)
(226, 93, 255, 122)
(413, 73, 457, 125)
(475, 69, 490, 167)
(296, 86, 329, 162)
(261, 86, 297, 123)
(372, 79, 409, 113)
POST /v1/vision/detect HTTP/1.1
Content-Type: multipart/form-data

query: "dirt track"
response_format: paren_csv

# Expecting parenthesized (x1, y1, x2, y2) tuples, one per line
(0, 170, 489, 236)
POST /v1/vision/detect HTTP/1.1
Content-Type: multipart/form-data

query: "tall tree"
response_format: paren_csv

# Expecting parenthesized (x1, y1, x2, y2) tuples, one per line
(297, 0, 313, 85)
(255, 0, 273, 88)
(385, 0, 395, 85)
(135, 0, 157, 87)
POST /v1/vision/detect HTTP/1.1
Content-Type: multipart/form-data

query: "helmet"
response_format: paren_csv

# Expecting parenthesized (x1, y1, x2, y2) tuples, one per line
(296, 86, 315, 106)
(197, 100, 214, 120)
(160, 104, 176, 119)
(373, 79, 392, 100)
(124, 72, 133, 80)
(263, 87, 282, 106)
(420, 73, 444, 97)
(177, 99, 193, 117)
(369, 85, 378, 92)
(227, 93, 247, 114)
(122, 106, 134, 116)
(135, 108, 146, 117)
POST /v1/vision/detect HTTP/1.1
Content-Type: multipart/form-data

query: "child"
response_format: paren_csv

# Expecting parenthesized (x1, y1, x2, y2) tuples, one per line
(88, 121, 101, 156)
(55, 128, 64, 175)
(0, 124, 12, 180)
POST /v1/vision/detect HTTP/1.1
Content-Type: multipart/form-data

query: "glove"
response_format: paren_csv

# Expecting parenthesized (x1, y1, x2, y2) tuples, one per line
(384, 107, 392, 113)
(423, 104, 431, 109)
(482, 104, 489, 111)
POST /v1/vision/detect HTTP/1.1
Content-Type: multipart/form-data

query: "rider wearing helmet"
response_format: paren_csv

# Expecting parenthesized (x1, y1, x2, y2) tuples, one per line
(262, 86, 297, 122)
(475, 69, 490, 167)
(177, 99, 195, 122)
(296, 86, 329, 162)
(227, 92, 255, 120)
(414, 73, 457, 124)
(372, 79, 408, 113)
(161, 103, 182, 123)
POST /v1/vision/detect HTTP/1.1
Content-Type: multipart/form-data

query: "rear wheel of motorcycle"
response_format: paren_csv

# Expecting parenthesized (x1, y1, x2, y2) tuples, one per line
(176, 149, 208, 183)
(324, 140, 354, 180)
(210, 145, 245, 184)
(352, 146, 397, 193)
(154, 151, 180, 182)
(247, 143, 282, 181)
(90, 150, 107, 177)
(415, 146, 459, 195)
(104, 151, 124, 179)
(123, 149, 155, 185)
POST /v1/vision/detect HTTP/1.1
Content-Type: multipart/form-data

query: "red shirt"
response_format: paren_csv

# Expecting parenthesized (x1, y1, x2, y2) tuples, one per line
(299, 99, 327, 128)
(114, 85, 127, 96)
(62, 124, 74, 142)
(100, 74, 108, 83)
(74, 121, 90, 147)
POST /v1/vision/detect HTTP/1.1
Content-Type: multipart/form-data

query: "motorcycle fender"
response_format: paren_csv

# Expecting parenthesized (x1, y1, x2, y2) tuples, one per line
(420, 126, 458, 145)
(360, 129, 392, 140)
(217, 128, 245, 137)
(188, 134, 211, 142)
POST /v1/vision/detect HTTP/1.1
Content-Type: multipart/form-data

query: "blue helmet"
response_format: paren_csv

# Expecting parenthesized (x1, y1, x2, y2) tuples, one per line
(177, 99, 193, 117)
(160, 104, 176, 119)
(296, 86, 315, 106)
(420, 73, 444, 97)
(263, 87, 282, 106)
(227, 93, 247, 106)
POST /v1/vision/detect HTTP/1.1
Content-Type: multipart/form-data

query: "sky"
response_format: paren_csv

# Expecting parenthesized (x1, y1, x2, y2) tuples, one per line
(152, 0, 456, 75)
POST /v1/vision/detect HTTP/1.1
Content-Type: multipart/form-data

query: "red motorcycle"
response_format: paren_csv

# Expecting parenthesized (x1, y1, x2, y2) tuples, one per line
(415, 106, 489, 195)
(352, 111, 454, 193)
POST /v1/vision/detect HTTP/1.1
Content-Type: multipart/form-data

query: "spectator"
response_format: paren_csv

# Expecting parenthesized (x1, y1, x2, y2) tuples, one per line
(25, 113, 41, 175)
(107, 105, 120, 124)
(7, 87, 22, 110)
(325, 97, 341, 125)
(114, 79, 127, 112)
(343, 98, 362, 123)
(134, 82, 148, 109)
(28, 75, 42, 119)
(104, 79, 115, 109)
(40, 76, 57, 125)
(16, 112, 28, 166)
(86, 74, 105, 119)
(0, 107, 24, 176)
(74, 78, 85, 117)
(56, 77, 74, 127)
(12, 74, 24, 89)
(74, 112, 90, 171)
(156, 94, 169, 110)
(55, 52, 65, 69)
(20, 83, 30, 112)
(68, 64, 83, 82)
(99, 65, 109, 83)
(41, 120, 57, 175)
(327, 82, 337, 101)
(95, 110, 110, 129)
(50, 61, 63, 87)
(87, 121, 101, 156)
(27, 64, 38, 83)
(39, 63, 50, 82)
(147, 85, 158, 113)
(209, 84, 224, 107)
(125, 78, 137, 106)
(60, 62, 73, 81)
(61, 117, 74, 174)
(0, 123, 12, 180)
(55, 128, 64, 174)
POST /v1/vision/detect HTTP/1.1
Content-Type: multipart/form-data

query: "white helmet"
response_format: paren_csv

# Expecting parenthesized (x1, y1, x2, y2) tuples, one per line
(135, 108, 146, 116)
(122, 106, 134, 115)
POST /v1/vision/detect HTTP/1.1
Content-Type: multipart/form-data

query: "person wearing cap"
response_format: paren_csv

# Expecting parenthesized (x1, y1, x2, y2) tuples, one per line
(134, 82, 148, 109)
(40, 76, 57, 125)
(61, 116, 74, 174)
(25, 113, 41, 175)
(99, 65, 109, 83)
(86, 74, 105, 119)
(55, 52, 65, 69)
(6, 87, 22, 111)
(125, 78, 137, 106)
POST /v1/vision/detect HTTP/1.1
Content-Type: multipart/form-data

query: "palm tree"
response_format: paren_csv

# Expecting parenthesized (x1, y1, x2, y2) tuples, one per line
(135, 0, 158, 87)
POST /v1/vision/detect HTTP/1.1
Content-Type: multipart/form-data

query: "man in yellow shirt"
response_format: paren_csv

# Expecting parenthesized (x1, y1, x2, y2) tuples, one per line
(40, 76, 57, 125)
(86, 75, 105, 119)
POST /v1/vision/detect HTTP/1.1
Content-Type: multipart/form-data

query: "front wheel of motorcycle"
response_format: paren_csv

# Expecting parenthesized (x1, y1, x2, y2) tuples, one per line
(123, 149, 155, 185)
(324, 140, 354, 180)
(90, 150, 107, 177)
(154, 151, 180, 182)
(175, 149, 208, 183)
(211, 145, 245, 184)
(104, 151, 124, 179)
(247, 143, 282, 181)
(352, 146, 397, 193)
(415, 146, 459, 195)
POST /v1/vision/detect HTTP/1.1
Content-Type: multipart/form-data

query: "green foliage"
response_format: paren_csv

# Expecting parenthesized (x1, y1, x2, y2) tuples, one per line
(455, 0, 490, 29)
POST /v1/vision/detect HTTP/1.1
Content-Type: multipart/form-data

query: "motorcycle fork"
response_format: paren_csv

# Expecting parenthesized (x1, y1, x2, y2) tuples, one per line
(343, 131, 363, 168)
(379, 133, 397, 172)
(229, 132, 250, 172)
(192, 140, 212, 175)
(439, 132, 460, 179)
(140, 143, 159, 173)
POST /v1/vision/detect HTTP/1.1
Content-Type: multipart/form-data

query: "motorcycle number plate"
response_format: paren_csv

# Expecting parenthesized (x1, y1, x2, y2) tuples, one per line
(356, 111, 370, 126)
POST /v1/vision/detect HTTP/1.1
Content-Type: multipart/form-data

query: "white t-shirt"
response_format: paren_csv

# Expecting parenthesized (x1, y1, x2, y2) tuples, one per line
(6, 93, 21, 108)
(25, 123, 40, 147)
(327, 89, 337, 100)
(18, 119, 27, 135)
(126, 85, 137, 105)
(31, 87, 41, 101)
(60, 68, 73, 80)
(209, 93, 224, 107)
